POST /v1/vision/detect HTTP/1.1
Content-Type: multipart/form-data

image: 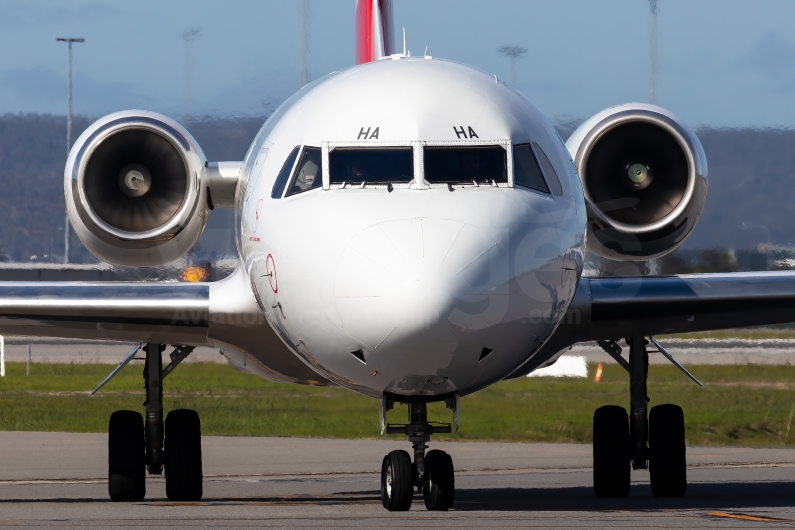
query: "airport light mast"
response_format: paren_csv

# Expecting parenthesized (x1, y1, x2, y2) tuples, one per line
(56, 37, 85, 264)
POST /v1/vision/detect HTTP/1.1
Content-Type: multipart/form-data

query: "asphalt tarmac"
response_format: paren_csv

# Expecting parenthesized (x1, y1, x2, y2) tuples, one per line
(6, 337, 795, 366)
(0, 432, 794, 528)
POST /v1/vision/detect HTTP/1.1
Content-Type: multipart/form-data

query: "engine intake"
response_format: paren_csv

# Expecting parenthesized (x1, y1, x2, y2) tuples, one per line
(566, 104, 707, 260)
(65, 111, 208, 267)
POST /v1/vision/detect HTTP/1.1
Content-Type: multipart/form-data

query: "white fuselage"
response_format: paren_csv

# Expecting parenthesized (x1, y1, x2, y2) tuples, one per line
(236, 57, 586, 398)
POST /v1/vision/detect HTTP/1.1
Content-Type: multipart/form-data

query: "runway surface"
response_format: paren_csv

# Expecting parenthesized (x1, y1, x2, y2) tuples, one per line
(0, 432, 794, 528)
(573, 338, 795, 365)
(5, 337, 795, 366)
(0, 338, 224, 364)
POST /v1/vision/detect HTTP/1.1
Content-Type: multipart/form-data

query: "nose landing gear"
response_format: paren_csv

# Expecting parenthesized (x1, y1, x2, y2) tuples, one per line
(380, 396, 456, 511)
(594, 337, 687, 498)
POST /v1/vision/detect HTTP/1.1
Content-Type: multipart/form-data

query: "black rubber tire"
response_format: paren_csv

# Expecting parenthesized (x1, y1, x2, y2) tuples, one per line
(423, 449, 455, 511)
(593, 405, 630, 498)
(108, 410, 146, 502)
(164, 409, 203, 501)
(649, 404, 687, 497)
(381, 450, 413, 511)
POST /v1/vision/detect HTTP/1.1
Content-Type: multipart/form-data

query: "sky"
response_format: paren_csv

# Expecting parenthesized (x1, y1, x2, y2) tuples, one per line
(1, 0, 795, 128)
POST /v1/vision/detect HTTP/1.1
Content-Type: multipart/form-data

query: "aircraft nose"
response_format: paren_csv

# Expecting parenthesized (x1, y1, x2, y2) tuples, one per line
(334, 218, 508, 371)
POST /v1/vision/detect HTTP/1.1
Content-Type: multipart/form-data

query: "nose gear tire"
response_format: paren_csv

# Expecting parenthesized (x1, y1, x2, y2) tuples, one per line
(649, 404, 687, 497)
(108, 410, 146, 502)
(593, 405, 630, 498)
(164, 409, 203, 501)
(422, 449, 455, 511)
(381, 450, 413, 511)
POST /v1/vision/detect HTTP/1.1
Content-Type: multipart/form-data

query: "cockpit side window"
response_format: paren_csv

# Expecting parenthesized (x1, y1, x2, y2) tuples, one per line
(513, 143, 550, 194)
(531, 142, 564, 196)
(423, 146, 507, 184)
(329, 147, 413, 184)
(285, 147, 322, 197)
(271, 146, 301, 199)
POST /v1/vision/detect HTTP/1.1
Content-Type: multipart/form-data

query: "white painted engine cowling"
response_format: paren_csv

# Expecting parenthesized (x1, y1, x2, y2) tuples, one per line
(64, 111, 209, 267)
(566, 103, 707, 260)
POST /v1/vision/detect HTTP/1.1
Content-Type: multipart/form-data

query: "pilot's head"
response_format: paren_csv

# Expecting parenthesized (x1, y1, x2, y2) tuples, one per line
(350, 160, 365, 178)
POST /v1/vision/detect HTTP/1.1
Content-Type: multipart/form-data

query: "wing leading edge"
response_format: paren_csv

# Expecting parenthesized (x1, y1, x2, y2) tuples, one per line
(589, 271, 795, 337)
(0, 282, 208, 344)
(510, 271, 795, 378)
(0, 278, 331, 386)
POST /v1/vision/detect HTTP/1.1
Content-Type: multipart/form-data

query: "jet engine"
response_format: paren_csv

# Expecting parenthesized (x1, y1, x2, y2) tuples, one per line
(65, 111, 209, 267)
(566, 104, 707, 260)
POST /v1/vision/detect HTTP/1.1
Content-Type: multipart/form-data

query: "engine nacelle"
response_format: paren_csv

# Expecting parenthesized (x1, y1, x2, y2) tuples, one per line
(65, 111, 209, 267)
(566, 104, 707, 260)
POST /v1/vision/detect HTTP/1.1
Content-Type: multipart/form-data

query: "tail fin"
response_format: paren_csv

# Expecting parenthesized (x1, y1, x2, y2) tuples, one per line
(356, 0, 395, 63)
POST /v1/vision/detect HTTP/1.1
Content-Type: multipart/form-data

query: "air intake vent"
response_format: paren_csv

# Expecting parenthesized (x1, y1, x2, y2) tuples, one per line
(350, 349, 366, 364)
(65, 110, 208, 267)
(84, 129, 188, 233)
(479, 347, 493, 361)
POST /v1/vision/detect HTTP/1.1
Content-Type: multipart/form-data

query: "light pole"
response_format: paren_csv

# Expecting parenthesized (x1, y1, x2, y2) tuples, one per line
(56, 37, 84, 264)
(299, 0, 311, 86)
(648, 0, 658, 104)
(181, 28, 202, 121)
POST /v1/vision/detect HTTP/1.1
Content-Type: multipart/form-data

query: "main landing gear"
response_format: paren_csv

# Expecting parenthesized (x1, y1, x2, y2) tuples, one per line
(380, 396, 457, 511)
(594, 336, 687, 498)
(108, 343, 203, 502)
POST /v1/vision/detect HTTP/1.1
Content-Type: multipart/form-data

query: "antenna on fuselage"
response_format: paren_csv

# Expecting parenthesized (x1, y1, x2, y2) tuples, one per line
(403, 27, 406, 56)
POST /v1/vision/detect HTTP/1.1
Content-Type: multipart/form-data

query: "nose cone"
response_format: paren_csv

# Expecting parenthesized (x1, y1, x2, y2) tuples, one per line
(334, 218, 508, 379)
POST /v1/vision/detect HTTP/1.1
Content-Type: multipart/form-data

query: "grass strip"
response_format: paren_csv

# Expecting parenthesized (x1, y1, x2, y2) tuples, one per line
(1, 362, 795, 446)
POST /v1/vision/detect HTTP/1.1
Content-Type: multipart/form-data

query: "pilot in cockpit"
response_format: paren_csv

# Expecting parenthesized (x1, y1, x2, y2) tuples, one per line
(285, 147, 322, 196)
(349, 160, 365, 180)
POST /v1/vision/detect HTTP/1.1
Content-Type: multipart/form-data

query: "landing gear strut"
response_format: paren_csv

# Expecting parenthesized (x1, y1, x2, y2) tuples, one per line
(593, 336, 687, 498)
(107, 343, 202, 502)
(144, 344, 165, 475)
(628, 336, 649, 471)
(380, 396, 456, 511)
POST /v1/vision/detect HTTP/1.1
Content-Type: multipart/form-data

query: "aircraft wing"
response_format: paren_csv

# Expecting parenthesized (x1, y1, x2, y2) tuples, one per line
(510, 271, 795, 377)
(585, 271, 795, 338)
(0, 277, 332, 385)
(0, 282, 209, 345)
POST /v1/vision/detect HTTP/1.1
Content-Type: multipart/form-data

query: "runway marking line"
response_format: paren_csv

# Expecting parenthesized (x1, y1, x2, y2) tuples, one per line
(707, 511, 790, 523)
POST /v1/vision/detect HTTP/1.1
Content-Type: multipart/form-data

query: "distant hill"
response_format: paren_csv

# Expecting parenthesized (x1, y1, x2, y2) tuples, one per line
(689, 128, 795, 249)
(1, 113, 795, 273)
(0, 114, 262, 263)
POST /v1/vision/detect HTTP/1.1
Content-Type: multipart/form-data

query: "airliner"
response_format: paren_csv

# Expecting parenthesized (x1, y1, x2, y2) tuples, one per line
(2, 0, 790, 511)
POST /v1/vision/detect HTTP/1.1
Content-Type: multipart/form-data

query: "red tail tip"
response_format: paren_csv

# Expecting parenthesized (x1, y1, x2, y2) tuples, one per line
(356, 0, 394, 64)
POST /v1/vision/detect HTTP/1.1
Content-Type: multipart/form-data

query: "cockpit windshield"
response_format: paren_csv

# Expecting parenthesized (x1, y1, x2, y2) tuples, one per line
(423, 145, 507, 184)
(285, 147, 322, 197)
(329, 147, 413, 184)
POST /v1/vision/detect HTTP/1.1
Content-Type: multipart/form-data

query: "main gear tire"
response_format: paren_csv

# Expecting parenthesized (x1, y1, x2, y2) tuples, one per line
(108, 410, 146, 502)
(649, 404, 687, 497)
(164, 409, 203, 501)
(593, 405, 630, 498)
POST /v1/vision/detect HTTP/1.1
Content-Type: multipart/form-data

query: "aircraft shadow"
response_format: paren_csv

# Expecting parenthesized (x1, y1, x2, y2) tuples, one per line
(452, 482, 795, 512)
(1, 482, 794, 511)
(0, 493, 383, 505)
